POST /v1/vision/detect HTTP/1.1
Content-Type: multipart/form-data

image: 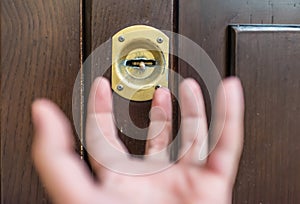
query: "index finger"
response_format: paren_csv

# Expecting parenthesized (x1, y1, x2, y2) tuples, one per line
(206, 77, 244, 187)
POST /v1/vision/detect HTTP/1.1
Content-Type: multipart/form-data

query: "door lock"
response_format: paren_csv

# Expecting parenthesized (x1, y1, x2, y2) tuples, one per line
(112, 25, 169, 101)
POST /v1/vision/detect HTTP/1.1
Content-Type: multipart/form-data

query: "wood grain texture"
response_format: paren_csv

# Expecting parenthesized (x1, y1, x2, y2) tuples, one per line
(84, 0, 175, 155)
(179, 0, 300, 77)
(179, 1, 300, 203)
(1, 1, 80, 203)
(178, 0, 300, 153)
(178, 0, 300, 203)
(230, 25, 300, 203)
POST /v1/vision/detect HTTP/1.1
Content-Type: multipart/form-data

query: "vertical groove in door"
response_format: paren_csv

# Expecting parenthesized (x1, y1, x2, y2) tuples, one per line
(79, 0, 84, 160)
(169, 0, 180, 161)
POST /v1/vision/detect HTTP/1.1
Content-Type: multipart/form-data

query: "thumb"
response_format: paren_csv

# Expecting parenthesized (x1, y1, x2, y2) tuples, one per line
(31, 99, 99, 204)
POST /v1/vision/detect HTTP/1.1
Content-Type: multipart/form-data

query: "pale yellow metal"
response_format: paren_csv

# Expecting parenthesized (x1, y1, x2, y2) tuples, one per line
(112, 25, 169, 101)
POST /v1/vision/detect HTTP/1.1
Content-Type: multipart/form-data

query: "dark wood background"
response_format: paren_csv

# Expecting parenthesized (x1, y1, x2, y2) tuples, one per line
(2, 0, 300, 203)
(1, 0, 81, 203)
(178, 1, 300, 203)
(229, 25, 300, 203)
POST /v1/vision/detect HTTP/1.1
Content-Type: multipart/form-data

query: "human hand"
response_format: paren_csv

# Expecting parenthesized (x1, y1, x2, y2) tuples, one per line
(32, 77, 244, 204)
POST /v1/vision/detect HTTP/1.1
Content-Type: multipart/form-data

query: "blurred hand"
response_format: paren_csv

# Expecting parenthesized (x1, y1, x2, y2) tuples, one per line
(32, 77, 244, 204)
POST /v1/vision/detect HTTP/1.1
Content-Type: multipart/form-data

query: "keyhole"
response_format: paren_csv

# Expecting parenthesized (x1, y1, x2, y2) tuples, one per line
(125, 59, 157, 70)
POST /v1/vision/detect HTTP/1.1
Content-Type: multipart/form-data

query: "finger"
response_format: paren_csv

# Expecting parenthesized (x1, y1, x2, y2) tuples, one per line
(179, 78, 208, 164)
(206, 77, 244, 186)
(86, 77, 127, 175)
(31, 99, 99, 204)
(145, 88, 172, 158)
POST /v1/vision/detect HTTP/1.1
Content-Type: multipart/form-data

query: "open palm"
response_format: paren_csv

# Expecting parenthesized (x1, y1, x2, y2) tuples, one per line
(32, 77, 244, 204)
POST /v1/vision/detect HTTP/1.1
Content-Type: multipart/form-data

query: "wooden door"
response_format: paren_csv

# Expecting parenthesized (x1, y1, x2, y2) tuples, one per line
(229, 25, 300, 203)
(2, 0, 300, 203)
(2, 1, 81, 203)
(179, 1, 300, 203)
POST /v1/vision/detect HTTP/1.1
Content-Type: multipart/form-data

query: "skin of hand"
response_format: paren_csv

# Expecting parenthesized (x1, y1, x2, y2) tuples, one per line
(31, 77, 244, 204)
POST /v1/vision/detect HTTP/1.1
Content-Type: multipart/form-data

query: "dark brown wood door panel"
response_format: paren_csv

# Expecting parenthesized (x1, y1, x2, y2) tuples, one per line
(178, 2, 300, 202)
(229, 25, 300, 203)
(1, 0, 80, 203)
(179, 0, 300, 77)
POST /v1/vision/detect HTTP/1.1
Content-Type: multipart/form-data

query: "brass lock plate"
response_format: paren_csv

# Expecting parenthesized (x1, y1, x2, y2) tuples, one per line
(112, 25, 169, 101)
